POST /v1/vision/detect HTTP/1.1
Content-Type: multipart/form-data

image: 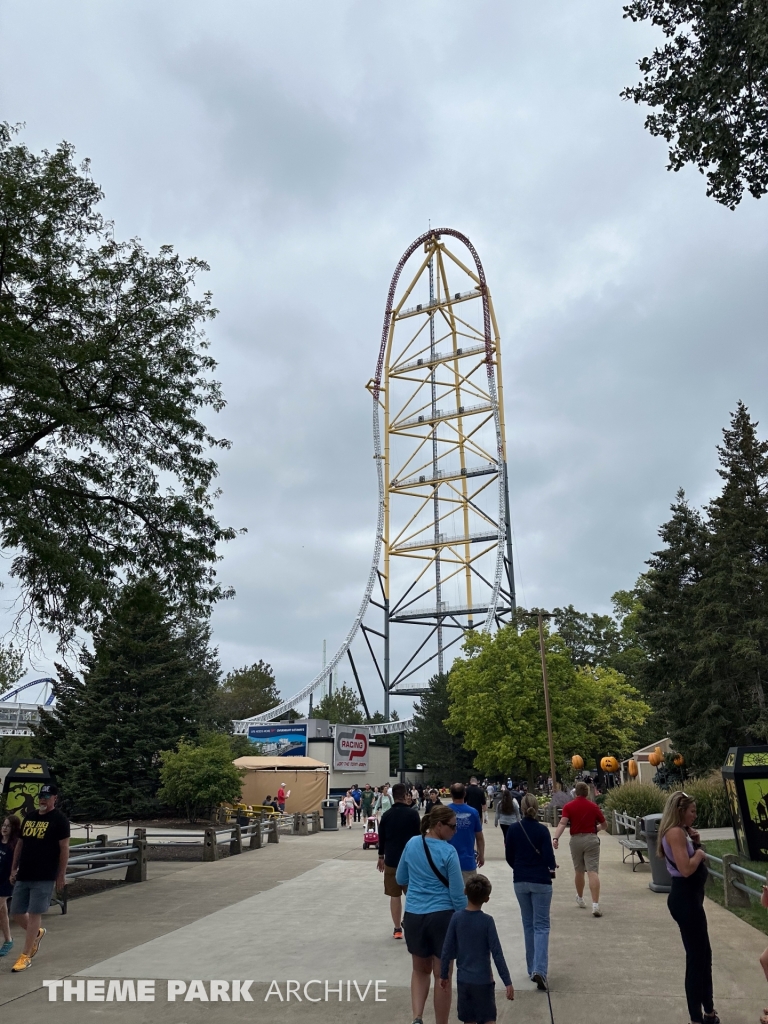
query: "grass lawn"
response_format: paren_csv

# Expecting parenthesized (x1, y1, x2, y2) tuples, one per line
(703, 839, 768, 936)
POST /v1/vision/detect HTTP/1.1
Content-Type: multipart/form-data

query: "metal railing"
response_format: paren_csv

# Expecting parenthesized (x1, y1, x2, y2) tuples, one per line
(704, 850, 767, 906)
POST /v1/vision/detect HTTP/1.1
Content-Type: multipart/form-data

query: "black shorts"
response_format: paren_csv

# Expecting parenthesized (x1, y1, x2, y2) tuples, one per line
(457, 981, 497, 1024)
(402, 909, 454, 959)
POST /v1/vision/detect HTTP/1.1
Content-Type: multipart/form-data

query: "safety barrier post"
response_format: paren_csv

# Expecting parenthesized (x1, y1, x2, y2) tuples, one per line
(299, 814, 308, 836)
(250, 815, 263, 850)
(125, 837, 147, 883)
(268, 819, 279, 844)
(97, 833, 109, 848)
(230, 824, 243, 856)
(203, 826, 219, 862)
(723, 854, 750, 908)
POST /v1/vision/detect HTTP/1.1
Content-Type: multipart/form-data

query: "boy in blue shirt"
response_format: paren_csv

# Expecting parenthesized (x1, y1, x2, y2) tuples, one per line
(440, 874, 514, 1024)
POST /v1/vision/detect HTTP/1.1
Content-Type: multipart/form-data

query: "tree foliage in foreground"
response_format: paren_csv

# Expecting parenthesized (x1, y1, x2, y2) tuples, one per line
(637, 403, 768, 770)
(0, 124, 235, 645)
(622, 0, 768, 208)
(35, 580, 220, 818)
(158, 734, 245, 822)
(446, 626, 650, 784)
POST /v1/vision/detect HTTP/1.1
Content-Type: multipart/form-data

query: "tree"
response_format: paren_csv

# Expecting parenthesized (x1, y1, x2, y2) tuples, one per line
(551, 605, 622, 667)
(312, 684, 364, 725)
(158, 734, 245, 822)
(447, 626, 586, 786)
(35, 579, 220, 817)
(447, 625, 650, 785)
(637, 404, 768, 769)
(0, 124, 236, 646)
(407, 675, 476, 785)
(622, 1, 768, 208)
(215, 661, 280, 723)
(0, 642, 23, 695)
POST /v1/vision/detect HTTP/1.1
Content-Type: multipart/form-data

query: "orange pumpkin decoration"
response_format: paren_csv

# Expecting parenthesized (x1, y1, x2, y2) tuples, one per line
(627, 758, 639, 777)
(571, 755, 584, 770)
(648, 750, 663, 767)
(601, 756, 619, 773)
(674, 753, 685, 767)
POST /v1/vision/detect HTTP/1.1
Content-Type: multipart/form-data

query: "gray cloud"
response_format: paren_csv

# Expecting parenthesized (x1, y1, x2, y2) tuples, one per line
(1, 0, 767, 718)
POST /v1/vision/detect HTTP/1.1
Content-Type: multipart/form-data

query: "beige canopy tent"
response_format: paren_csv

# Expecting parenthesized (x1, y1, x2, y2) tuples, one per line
(233, 756, 330, 814)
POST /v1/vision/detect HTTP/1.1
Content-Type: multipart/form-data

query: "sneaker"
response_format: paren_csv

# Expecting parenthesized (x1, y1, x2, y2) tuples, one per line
(531, 972, 547, 991)
(30, 927, 46, 957)
(575, 896, 587, 908)
(393, 926, 403, 940)
(0, 940, 13, 957)
(11, 953, 32, 972)
(592, 903, 602, 917)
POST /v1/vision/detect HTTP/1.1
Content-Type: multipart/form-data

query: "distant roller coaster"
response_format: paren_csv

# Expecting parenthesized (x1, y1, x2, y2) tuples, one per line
(234, 229, 515, 734)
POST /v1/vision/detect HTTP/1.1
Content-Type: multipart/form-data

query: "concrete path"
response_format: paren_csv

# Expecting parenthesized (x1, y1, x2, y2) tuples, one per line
(1, 822, 768, 1023)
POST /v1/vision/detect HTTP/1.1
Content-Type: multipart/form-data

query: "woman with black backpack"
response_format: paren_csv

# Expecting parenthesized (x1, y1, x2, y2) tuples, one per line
(396, 804, 467, 1024)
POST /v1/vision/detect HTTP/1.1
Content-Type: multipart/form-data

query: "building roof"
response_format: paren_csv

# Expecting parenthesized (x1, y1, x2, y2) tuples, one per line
(233, 756, 330, 771)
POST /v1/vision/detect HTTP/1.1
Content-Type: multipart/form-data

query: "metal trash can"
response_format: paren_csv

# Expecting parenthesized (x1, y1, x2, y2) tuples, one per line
(322, 799, 339, 831)
(640, 812, 672, 893)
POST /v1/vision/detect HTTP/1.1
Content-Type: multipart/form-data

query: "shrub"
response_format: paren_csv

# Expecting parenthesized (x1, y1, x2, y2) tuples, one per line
(603, 783, 665, 830)
(672, 771, 731, 829)
(158, 734, 245, 822)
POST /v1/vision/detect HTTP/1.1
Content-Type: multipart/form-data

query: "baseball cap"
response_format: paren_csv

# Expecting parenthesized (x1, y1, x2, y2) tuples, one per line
(39, 784, 59, 797)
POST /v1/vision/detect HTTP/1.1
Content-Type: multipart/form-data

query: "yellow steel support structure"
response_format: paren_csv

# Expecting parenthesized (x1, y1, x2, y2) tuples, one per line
(370, 229, 515, 704)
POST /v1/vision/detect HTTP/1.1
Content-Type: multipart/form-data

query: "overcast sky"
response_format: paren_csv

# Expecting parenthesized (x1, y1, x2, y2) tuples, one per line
(2, 1, 767, 717)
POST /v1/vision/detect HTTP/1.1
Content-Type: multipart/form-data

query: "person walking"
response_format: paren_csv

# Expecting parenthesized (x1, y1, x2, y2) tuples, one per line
(361, 784, 375, 820)
(659, 791, 718, 1024)
(396, 805, 467, 1024)
(0, 814, 22, 957)
(423, 789, 442, 815)
(9, 784, 70, 973)
(494, 787, 520, 839)
(342, 790, 356, 829)
(465, 776, 487, 823)
(276, 782, 289, 813)
(375, 784, 393, 819)
(378, 782, 421, 940)
(551, 780, 607, 917)
(411, 785, 420, 810)
(447, 783, 485, 883)
(352, 785, 363, 822)
(439, 873, 514, 1023)
(505, 793, 557, 990)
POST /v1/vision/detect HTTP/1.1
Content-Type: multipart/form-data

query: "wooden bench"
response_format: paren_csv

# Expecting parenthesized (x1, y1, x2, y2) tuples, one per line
(613, 810, 647, 871)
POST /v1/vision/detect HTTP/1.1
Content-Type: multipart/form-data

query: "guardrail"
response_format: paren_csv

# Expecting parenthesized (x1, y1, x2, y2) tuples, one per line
(704, 850, 767, 908)
(53, 811, 321, 912)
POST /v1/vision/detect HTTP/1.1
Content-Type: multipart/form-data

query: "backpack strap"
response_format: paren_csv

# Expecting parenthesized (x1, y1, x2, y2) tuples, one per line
(422, 835, 450, 887)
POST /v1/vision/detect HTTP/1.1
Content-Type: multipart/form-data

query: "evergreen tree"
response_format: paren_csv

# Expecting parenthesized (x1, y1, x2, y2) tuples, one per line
(215, 661, 280, 723)
(312, 684, 364, 725)
(407, 675, 476, 785)
(35, 579, 220, 817)
(638, 404, 768, 769)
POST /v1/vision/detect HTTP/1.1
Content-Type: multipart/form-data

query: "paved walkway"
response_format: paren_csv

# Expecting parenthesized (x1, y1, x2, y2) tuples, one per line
(1, 822, 768, 1022)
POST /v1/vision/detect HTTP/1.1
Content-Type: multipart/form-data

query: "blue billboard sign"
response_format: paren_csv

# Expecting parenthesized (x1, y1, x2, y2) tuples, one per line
(247, 723, 307, 757)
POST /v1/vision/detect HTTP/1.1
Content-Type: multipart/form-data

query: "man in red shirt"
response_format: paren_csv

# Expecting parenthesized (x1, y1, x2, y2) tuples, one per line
(552, 781, 608, 917)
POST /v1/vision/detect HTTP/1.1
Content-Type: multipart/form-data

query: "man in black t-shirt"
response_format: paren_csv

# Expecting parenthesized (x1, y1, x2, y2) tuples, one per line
(9, 783, 70, 973)
(465, 776, 488, 822)
(377, 782, 420, 940)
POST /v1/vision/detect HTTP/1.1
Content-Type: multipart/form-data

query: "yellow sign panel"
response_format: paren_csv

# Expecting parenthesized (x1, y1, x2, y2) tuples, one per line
(14, 763, 45, 775)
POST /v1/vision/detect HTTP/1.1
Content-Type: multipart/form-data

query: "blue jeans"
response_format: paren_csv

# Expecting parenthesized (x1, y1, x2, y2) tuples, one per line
(514, 880, 552, 978)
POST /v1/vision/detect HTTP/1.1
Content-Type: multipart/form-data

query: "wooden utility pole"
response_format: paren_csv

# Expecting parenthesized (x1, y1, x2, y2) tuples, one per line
(537, 611, 558, 789)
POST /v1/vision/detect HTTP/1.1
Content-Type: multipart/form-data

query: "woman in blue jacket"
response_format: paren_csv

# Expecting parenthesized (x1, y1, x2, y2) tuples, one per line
(397, 804, 467, 1024)
(505, 793, 557, 991)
